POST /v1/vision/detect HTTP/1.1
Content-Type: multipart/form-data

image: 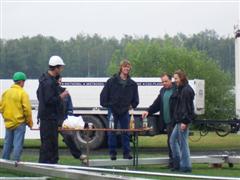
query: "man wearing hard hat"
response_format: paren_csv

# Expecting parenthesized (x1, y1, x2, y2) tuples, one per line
(37, 55, 69, 164)
(0, 72, 33, 161)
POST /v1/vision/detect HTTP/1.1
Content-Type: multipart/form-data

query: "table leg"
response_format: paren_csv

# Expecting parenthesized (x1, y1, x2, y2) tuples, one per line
(133, 132, 136, 167)
(86, 132, 90, 166)
(136, 132, 139, 167)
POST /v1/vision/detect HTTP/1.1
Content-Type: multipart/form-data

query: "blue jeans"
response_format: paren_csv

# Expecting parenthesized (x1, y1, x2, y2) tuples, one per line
(2, 123, 26, 161)
(170, 123, 191, 170)
(108, 109, 130, 155)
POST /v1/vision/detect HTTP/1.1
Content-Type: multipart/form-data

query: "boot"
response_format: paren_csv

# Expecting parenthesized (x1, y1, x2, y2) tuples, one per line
(171, 157, 180, 171)
(167, 157, 174, 168)
(123, 153, 133, 160)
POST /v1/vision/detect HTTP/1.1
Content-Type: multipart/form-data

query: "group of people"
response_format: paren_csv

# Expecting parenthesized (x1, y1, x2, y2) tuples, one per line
(142, 71, 194, 172)
(101, 60, 194, 173)
(0, 56, 194, 173)
(0, 56, 87, 164)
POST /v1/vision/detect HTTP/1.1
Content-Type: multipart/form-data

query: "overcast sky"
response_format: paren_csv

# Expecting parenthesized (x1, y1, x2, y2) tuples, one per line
(1, 1, 239, 40)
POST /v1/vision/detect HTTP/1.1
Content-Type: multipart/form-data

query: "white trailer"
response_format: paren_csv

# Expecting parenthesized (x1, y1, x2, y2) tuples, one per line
(61, 78, 204, 115)
(0, 78, 204, 149)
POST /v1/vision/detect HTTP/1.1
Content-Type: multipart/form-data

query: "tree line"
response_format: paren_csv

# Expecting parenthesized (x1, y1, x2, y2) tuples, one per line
(0, 29, 234, 78)
(0, 30, 236, 119)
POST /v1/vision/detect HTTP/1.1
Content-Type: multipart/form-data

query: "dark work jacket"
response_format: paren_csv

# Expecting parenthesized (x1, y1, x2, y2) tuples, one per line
(37, 72, 62, 121)
(58, 86, 74, 126)
(147, 85, 176, 132)
(100, 74, 139, 116)
(171, 83, 195, 125)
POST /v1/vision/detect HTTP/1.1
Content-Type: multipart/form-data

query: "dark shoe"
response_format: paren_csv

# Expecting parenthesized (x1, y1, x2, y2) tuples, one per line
(123, 154, 133, 160)
(110, 154, 117, 161)
(179, 168, 192, 173)
(171, 167, 180, 172)
(167, 162, 173, 169)
(171, 157, 180, 171)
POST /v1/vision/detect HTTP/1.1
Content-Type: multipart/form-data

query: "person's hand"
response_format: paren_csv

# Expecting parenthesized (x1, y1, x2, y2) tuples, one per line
(129, 105, 133, 110)
(180, 123, 188, 131)
(27, 119, 33, 129)
(68, 111, 73, 116)
(60, 90, 69, 99)
(142, 111, 149, 119)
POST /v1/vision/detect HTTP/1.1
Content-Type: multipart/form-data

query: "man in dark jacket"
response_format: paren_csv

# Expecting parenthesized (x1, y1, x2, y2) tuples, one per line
(170, 69, 195, 173)
(100, 60, 139, 160)
(37, 55, 69, 164)
(142, 73, 175, 168)
(56, 75, 87, 164)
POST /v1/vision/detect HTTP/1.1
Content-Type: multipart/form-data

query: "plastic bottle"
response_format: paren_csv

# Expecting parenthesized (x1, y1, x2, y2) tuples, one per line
(143, 117, 148, 128)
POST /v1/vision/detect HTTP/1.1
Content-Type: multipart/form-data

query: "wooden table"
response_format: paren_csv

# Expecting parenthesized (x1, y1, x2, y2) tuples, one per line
(59, 127, 152, 167)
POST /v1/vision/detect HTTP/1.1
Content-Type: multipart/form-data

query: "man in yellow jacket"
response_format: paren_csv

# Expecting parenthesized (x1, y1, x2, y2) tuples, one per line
(0, 72, 33, 161)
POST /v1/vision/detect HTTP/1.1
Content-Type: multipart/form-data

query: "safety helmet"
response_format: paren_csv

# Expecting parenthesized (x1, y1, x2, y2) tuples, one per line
(13, 72, 27, 82)
(48, 56, 65, 66)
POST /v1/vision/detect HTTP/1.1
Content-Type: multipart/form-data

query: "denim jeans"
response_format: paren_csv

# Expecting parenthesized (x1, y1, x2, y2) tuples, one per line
(107, 109, 130, 155)
(170, 123, 191, 170)
(2, 123, 26, 161)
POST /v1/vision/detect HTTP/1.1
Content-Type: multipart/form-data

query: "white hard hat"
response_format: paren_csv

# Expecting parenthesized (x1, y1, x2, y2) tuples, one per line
(49, 55, 65, 66)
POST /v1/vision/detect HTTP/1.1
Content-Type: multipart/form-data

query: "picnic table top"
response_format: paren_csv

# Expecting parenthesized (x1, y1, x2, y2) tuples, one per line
(31, 127, 152, 132)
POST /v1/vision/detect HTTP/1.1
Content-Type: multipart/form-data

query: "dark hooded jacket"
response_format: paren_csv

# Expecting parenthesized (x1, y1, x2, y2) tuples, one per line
(37, 72, 62, 121)
(147, 84, 176, 132)
(100, 74, 139, 116)
(170, 83, 195, 125)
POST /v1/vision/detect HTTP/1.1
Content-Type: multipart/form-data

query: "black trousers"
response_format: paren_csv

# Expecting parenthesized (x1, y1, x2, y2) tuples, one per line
(39, 120, 59, 164)
(60, 131, 82, 159)
(166, 123, 174, 165)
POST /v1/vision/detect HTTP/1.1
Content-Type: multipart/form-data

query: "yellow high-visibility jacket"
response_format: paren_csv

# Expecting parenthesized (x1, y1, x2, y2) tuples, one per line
(0, 84, 33, 129)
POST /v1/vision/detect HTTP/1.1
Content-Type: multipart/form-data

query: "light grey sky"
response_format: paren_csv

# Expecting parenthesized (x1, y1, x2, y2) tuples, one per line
(1, 1, 240, 40)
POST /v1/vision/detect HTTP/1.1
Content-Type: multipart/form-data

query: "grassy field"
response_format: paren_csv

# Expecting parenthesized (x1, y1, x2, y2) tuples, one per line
(1, 155, 240, 180)
(1, 131, 239, 150)
(0, 132, 240, 179)
(138, 131, 240, 151)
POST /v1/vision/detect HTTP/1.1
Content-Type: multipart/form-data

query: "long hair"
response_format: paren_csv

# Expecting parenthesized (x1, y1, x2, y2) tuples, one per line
(174, 69, 188, 85)
(119, 59, 132, 73)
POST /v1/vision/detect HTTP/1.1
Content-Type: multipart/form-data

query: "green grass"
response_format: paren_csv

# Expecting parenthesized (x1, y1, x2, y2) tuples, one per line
(1, 131, 239, 151)
(138, 131, 240, 151)
(1, 132, 240, 179)
(1, 155, 240, 180)
(0, 168, 39, 177)
(136, 164, 240, 179)
(0, 137, 67, 148)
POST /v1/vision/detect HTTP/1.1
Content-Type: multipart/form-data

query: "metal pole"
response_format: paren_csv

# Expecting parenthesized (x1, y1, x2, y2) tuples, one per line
(136, 132, 139, 167)
(6, 160, 240, 180)
(235, 24, 240, 118)
(133, 132, 136, 167)
(0, 178, 49, 180)
(0, 159, 140, 180)
(86, 131, 90, 166)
